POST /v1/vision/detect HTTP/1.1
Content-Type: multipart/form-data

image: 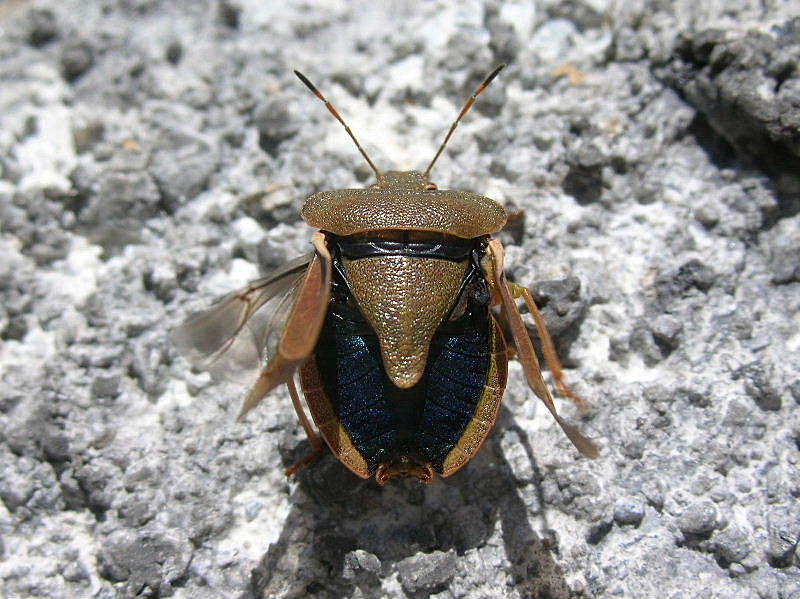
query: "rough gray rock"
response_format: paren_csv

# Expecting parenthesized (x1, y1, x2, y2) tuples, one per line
(678, 500, 720, 537)
(397, 550, 457, 594)
(99, 528, 192, 596)
(654, 23, 800, 204)
(613, 495, 646, 526)
(1, 1, 799, 598)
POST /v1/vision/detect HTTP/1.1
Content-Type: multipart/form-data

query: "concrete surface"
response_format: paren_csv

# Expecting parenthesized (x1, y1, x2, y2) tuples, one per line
(1, 1, 798, 598)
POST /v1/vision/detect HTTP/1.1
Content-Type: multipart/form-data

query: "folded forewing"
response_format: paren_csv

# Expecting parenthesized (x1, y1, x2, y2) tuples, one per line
(238, 233, 333, 417)
(171, 252, 313, 380)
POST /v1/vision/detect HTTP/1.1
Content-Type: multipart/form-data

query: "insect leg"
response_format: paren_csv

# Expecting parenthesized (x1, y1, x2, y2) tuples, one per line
(284, 375, 325, 477)
(511, 283, 589, 412)
(486, 239, 598, 458)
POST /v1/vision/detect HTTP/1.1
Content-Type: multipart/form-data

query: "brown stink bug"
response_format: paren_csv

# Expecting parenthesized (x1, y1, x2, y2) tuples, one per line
(173, 65, 598, 484)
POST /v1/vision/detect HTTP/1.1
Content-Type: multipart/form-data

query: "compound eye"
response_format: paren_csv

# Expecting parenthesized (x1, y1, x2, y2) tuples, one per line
(424, 182, 438, 191)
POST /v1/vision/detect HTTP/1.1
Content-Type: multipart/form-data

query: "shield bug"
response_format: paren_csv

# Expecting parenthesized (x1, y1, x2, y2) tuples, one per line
(173, 65, 598, 484)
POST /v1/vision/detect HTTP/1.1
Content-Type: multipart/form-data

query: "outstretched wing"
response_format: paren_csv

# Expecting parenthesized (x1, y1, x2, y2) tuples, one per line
(171, 253, 313, 380)
(237, 232, 333, 417)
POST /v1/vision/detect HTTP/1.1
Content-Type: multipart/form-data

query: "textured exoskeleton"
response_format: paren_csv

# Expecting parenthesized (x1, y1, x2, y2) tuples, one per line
(173, 66, 597, 483)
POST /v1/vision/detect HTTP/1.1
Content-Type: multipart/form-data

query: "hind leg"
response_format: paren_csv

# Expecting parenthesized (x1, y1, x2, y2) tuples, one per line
(511, 283, 589, 412)
(284, 375, 324, 477)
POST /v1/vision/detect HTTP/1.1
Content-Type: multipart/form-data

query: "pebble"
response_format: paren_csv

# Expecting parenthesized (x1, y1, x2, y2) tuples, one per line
(678, 501, 719, 536)
(712, 524, 753, 564)
(91, 374, 121, 399)
(397, 550, 457, 594)
(614, 496, 646, 526)
(61, 42, 94, 81)
(27, 8, 58, 46)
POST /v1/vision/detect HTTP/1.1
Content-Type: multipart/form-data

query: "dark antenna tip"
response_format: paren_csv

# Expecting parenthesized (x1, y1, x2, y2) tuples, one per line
(294, 70, 318, 96)
(423, 64, 507, 179)
(484, 63, 506, 87)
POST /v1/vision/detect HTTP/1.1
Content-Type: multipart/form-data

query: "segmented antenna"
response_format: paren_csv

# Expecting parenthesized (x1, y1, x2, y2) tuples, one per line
(423, 64, 506, 179)
(294, 70, 381, 179)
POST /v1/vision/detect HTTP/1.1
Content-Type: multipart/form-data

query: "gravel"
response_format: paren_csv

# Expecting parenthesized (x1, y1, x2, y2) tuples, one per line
(1, 1, 798, 598)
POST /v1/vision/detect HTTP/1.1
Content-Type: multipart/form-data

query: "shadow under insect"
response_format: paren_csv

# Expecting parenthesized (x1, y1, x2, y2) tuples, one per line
(246, 405, 572, 599)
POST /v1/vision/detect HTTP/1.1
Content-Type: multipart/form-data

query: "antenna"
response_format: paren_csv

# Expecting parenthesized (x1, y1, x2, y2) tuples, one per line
(294, 70, 381, 179)
(423, 64, 506, 179)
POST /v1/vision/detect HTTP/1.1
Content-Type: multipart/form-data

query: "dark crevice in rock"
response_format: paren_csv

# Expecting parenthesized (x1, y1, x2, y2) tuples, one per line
(654, 27, 800, 218)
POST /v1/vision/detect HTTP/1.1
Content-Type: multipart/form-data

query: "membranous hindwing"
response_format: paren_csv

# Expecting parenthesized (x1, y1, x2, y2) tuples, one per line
(171, 253, 313, 381)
